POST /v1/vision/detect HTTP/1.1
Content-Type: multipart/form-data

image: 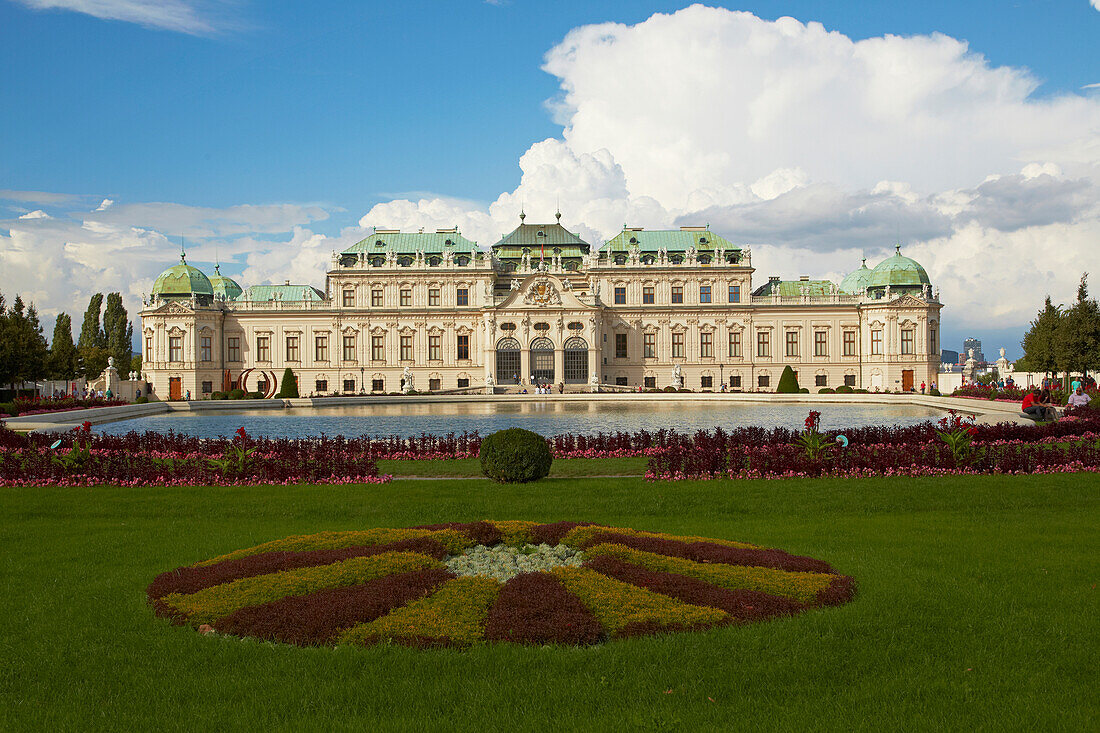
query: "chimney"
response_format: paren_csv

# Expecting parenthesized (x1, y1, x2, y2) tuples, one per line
(769, 276, 780, 283)
(284, 280, 291, 286)
(799, 275, 810, 281)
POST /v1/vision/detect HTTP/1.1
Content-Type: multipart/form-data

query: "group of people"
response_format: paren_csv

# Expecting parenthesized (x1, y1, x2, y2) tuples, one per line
(522, 382, 564, 395)
(1021, 382, 1092, 422)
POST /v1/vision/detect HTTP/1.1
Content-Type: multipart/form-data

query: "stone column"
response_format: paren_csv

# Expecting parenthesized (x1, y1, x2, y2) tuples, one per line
(554, 346, 565, 385)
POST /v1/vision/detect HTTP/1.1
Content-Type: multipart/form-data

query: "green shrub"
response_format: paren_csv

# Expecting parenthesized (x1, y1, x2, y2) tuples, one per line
(248, 391, 264, 399)
(835, 385, 854, 394)
(0, 402, 17, 416)
(855, 388, 869, 393)
(479, 428, 553, 483)
(798, 387, 809, 393)
(228, 388, 246, 400)
(277, 368, 299, 398)
(662, 386, 677, 393)
(929, 387, 941, 396)
(134, 396, 149, 404)
(776, 366, 800, 394)
(819, 387, 835, 394)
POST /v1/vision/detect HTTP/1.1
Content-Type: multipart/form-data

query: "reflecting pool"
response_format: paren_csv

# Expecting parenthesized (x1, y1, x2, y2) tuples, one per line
(95, 400, 944, 439)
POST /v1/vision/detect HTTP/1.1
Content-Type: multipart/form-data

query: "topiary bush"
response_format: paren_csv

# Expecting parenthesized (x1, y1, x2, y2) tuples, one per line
(819, 387, 835, 394)
(134, 396, 149, 404)
(929, 387, 941, 396)
(228, 388, 246, 400)
(776, 365, 800, 393)
(277, 368, 299, 398)
(835, 385, 854, 394)
(479, 428, 553, 483)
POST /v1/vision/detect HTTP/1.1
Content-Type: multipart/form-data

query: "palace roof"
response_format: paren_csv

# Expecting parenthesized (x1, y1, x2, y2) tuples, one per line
(151, 255, 214, 299)
(601, 227, 740, 256)
(343, 229, 479, 256)
(237, 284, 326, 302)
(752, 277, 836, 298)
(208, 264, 243, 301)
(838, 259, 873, 295)
(868, 246, 931, 291)
(491, 217, 591, 259)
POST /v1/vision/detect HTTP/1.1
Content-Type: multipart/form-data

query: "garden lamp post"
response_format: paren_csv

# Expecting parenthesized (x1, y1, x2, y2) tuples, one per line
(720, 363, 724, 387)
(360, 366, 364, 393)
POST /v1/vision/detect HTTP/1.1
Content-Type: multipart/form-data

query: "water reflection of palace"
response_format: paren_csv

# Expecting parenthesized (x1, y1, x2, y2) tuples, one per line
(141, 214, 942, 399)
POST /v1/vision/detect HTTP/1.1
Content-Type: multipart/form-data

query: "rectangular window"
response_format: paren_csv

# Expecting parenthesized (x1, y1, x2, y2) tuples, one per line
(901, 329, 914, 355)
(672, 332, 685, 358)
(429, 378, 441, 391)
(699, 285, 711, 303)
(728, 331, 742, 358)
(168, 336, 182, 362)
(371, 335, 385, 361)
(643, 286, 654, 304)
(730, 375, 741, 389)
(342, 289, 354, 307)
(785, 331, 799, 358)
(615, 333, 627, 359)
(227, 337, 240, 362)
(144, 335, 153, 359)
(342, 335, 356, 362)
(456, 288, 469, 306)
(614, 286, 626, 304)
(256, 336, 270, 362)
(285, 336, 299, 362)
(428, 288, 440, 307)
(728, 284, 741, 303)
(315, 335, 328, 361)
(644, 376, 656, 389)
(700, 375, 713, 389)
(843, 330, 856, 357)
(844, 374, 856, 387)
(457, 334, 470, 360)
(643, 332, 656, 358)
(201, 381, 213, 394)
(700, 332, 713, 358)
(758, 375, 770, 388)
(400, 289, 411, 307)
(756, 331, 770, 359)
(930, 327, 937, 354)
(671, 286, 684, 304)
(371, 379, 384, 392)
(814, 331, 827, 357)
(343, 379, 356, 393)
(200, 336, 211, 362)
(371, 289, 383, 307)
(315, 379, 328, 393)
(815, 374, 827, 387)
(871, 329, 883, 355)
(615, 377, 628, 386)
(457, 377, 469, 388)
(400, 335, 413, 361)
(428, 334, 441, 361)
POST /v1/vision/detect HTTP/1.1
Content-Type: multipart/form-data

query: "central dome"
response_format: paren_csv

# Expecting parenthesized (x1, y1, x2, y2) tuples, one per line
(868, 246, 930, 294)
(151, 255, 214, 301)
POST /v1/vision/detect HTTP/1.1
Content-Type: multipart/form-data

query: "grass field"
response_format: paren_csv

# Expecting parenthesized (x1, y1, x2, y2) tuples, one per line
(2, 472, 1097, 731)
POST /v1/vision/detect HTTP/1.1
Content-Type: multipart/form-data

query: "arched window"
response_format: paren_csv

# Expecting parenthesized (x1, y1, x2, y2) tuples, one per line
(398, 256, 413, 267)
(564, 337, 588, 383)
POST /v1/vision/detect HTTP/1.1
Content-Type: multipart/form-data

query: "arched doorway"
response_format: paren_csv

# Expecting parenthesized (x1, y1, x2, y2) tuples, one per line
(564, 336, 588, 384)
(496, 337, 521, 384)
(531, 336, 555, 384)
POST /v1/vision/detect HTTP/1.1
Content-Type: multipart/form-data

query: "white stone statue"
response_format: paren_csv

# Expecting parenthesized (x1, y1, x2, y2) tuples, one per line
(107, 356, 115, 369)
(884, 285, 892, 300)
(671, 363, 683, 389)
(401, 365, 414, 394)
(485, 372, 494, 387)
(999, 347, 1006, 359)
(510, 278, 521, 291)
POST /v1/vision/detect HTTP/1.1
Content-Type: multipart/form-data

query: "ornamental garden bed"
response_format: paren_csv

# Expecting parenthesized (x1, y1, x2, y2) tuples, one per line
(148, 521, 854, 648)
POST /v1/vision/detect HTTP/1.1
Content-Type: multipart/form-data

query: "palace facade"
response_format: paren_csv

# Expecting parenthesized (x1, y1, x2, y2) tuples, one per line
(140, 215, 942, 399)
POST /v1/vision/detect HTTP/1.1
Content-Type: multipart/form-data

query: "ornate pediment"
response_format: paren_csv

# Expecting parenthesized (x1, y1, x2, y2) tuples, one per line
(160, 301, 193, 316)
(892, 294, 930, 308)
(523, 277, 562, 306)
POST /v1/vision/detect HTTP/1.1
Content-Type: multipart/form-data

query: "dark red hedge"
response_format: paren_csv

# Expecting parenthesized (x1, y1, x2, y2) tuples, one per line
(584, 555, 804, 621)
(580, 531, 835, 574)
(816, 573, 857, 607)
(483, 572, 603, 646)
(408, 521, 503, 546)
(211, 568, 455, 645)
(529, 521, 596, 545)
(147, 537, 449, 600)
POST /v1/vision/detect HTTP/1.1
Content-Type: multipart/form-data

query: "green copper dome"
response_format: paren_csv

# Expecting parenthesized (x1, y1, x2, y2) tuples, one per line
(209, 264, 243, 301)
(151, 255, 214, 300)
(839, 258, 873, 295)
(868, 246, 931, 292)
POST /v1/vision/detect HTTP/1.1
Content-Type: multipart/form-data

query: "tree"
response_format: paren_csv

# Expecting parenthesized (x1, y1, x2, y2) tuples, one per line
(131, 354, 142, 377)
(48, 313, 79, 380)
(277, 367, 299, 398)
(0, 292, 12, 387)
(6, 296, 49, 385)
(1056, 273, 1100, 379)
(103, 292, 132, 372)
(1018, 296, 1062, 376)
(776, 365, 800, 393)
(77, 293, 108, 378)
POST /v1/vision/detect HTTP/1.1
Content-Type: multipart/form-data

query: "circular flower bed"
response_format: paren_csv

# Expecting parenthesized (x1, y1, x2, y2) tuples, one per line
(147, 520, 855, 648)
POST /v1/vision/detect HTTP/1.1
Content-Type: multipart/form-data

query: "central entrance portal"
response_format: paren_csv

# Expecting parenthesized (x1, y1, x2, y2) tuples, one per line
(531, 336, 554, 384)
(563, 336, 588, 383)
(495, 337, 521, 384)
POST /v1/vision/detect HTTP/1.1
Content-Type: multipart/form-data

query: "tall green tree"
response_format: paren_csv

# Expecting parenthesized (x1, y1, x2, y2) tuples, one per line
(7, 296, 49, 384)
(77, 293, 108, 378)
(1018, 296, 1062, 376)
(1056, 274, 1100, 378)
(0, 292, 13, 387)
(103, 292, 132, 371)
(48, 313, 79, 380)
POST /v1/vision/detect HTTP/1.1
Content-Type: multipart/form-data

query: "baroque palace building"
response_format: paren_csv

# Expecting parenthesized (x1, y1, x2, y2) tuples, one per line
(140, 213, 942, 400)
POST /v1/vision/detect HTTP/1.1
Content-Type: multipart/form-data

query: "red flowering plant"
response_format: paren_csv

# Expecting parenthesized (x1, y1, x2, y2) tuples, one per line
(791, 410, 840, 463)
(209, 427, 258, 477)
(935, 410, 981, 466)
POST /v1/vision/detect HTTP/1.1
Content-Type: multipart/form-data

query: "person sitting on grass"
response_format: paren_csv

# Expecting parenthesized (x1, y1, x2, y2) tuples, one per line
(1022, 388, 1048, 421)
(1067, 386, 1091, 409)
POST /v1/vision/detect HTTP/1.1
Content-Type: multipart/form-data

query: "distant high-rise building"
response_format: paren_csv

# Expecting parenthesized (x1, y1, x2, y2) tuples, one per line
(941, 349, 959, 365)
(963, 338, 985, 363)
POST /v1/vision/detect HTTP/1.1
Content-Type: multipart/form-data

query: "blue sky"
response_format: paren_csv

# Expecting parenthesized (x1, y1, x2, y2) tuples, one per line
(2, 1, 1099, 357)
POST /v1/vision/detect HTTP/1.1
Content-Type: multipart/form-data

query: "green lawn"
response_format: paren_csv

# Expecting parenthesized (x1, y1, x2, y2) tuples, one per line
(2, 473, 1097, 731)
(377, 455, 648, 477)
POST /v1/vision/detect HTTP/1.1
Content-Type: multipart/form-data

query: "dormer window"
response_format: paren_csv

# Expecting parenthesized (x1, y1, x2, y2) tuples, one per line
(428, 256, 442, 267)
(629, 237, 638, 244)
(445, 239, 453, 246)
(614, 255, 627, 265)
(375, 240, 384, 247)
(699, 236, 708, 244)
(537, 231, 545, 237)
(371, 257, 384, 267)
(553, 247, 561, 254)
(398, 257, 412, 267)
(455, 256, 470, 267)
